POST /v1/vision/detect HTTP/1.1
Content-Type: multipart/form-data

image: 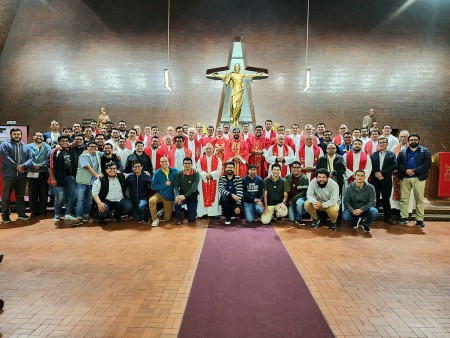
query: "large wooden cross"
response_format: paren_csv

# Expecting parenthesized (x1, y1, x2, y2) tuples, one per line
(206, 36, 268, 128)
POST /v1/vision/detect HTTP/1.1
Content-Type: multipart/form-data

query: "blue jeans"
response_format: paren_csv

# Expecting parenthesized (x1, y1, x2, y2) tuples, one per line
(76, 184, 92, 218)
(288, 197, 306, 222)
(132, 198, 149, 221)
(342, 207, 378, 226)
(174, 199, 197, 222)
(54, 176, 77, 217)
(98, 198, 133, 220)
(243, 202, 264, 223)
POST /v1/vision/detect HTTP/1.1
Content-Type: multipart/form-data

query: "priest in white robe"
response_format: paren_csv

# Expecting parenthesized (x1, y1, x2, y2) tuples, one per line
(196, 143, 222, 217)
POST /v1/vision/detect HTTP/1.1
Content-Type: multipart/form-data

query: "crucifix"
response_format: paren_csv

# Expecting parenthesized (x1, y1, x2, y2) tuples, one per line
(206, 36, 268, 128)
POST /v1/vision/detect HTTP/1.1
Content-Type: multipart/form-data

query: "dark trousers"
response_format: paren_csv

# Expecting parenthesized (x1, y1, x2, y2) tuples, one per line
(372, 177, 393, 219)
(1, 177, 27, 216)
(220, 194, 239, 221)
(28, 172, 49, 214)
(98, 198, 133, 220)
(174, 199, 197, 222)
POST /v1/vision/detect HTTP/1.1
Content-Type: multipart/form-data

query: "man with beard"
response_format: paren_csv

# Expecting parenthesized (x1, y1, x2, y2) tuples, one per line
(242, 164, 264, 223)
(261, 163, 289, 224)
(83, 126, 95, 145)
(397, 134, 431, 228)
(101, 143, 123, 176)
(197, 143, 222, 218)
(105, 128, 121, 152)
(48, 136, 78, 222)
(370, 136, 397, 225)
(240, 122, 254, 142)
(265, 134, 295, 178)
(360, 127, 370, 145)
(145, 136, 168, 171)
(343, 170, 378, 233)
(364, 129, 380, 155)
(247, 125, 268, 178)
(125, 141, 153, 175)
(224, 128, 249, 177)
(263, 119, 277, 146)
(200, 125, 215, 148)
(1, 128, 33, 223)
(92, 161, 133, 225)
(333, 124, 348, 146)
(211, 127, 227, 166)
(150, 157, 178, 226)
(319, 130, 334, 154)
(174, 157, 200, 225)
(222, 123, 231, 140)
(286, 161, 309, 226)
(344, 139, 372, 187)
(305, 168, 340, 230)
(117, 120, 128, 139)
(296, 134, 323, 181)
(28, 132, 51, 217)
(185, 128, 202, 163)
(94, 133, 106, 152)
(218, 162, 243, 225)
(168, 136, 193, 171)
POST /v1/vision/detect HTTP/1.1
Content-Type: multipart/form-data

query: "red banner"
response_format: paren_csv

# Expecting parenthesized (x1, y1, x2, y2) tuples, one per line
(438, 152, 450, 197)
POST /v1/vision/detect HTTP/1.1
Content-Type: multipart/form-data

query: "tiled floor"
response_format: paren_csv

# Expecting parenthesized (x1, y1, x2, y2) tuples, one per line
(1, 216, 449, 337)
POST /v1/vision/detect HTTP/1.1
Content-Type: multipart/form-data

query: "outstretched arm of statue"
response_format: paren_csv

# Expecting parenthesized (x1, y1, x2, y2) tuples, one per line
(243, 72, 267, 79)
(207, 72, 226, 80)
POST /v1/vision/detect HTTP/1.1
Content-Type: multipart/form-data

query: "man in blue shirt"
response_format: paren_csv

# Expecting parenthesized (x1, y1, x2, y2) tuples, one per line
(397, 134, 431, 228)
(242, 164, 264, 223)
(1, 128, 33, 223)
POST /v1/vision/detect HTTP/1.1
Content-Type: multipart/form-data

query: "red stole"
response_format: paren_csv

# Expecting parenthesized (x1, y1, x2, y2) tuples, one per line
(364, 141, 379, 155)
(333, 135, 343, 146)
(346, 151, 368, 183)
(299, 134, 319, 148)
(200, 155, 219, 207)
(298, 144, 321, 179)
(272, 144, 289, 177)
(248, 136, 266, 177)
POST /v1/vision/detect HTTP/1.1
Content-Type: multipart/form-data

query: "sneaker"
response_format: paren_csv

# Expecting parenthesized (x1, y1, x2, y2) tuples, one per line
(151, 220, 159, 227)
(398, 217, 409, 225)
(64, 215, 76, 221)
(311, 219, 320, 228)
(176, 220, 183, 225)
(294, 219, 306, 226)
(157, 209, 164, 217)
(82, 216, 94, 222)
(225, 221, 231, 225)
(353, 217, 362, 229)
(1, 215, 12, 223)
(18, 214, 31, 220)
(329, 222, 338, 231)
(363, 223, 371, 233)
(416, 221, 425, 228)
(53, 216, 61, 222)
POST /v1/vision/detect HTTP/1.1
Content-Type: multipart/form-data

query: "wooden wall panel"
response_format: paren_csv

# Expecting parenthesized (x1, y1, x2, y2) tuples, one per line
(0, 0, 449, 154)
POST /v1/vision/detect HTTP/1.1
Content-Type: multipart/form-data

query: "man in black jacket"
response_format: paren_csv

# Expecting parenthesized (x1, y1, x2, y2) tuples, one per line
(316, 143, 346, 196)
(92, 161, 133, 225)
(370, 136, 398, 225)
(125, 141, 153, 175)
(397, 134, 431, 228)
(125, 161, 152, 223)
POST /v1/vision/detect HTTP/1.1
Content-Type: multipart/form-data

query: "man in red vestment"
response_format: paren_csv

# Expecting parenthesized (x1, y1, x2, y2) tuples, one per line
(299, 124, 320, 148)
(200, 125, 215, 148)
(263, 119, 277, 146)
(296, 134, 323, 181)
(240, 122, 254, 142)
(144, 136, 168, 171)
(185, 128, 202, 162)
(212, 127, 228, 173)
(275, 125, 295, 151)
(224, 128, 249, 177)
(247, 125, 268, 178)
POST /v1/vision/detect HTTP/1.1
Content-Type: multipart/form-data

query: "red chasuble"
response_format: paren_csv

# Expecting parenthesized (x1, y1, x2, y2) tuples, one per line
(247, 136, 268, 178)
(224, 139, 249, 177)
(200, 155, 219, 207)
(346, 151, 368, 183)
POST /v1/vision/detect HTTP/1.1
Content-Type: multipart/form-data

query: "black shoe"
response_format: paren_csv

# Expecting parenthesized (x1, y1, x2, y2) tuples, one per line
(115, 215, 123, 223)
(398, 217, 409, 225)
(329, 222, 338, 231)
(363, 223, 371, 233)
(294, 219, 305, 226)
(352, 217, 362, 229)
(311, 219, 320, 228)
(416, 221, 425, 228)
(176, 219, 183, 225)
(98, 218, 106, 226)
(18, 214, 31, 220)
(1, 215, 12, 223)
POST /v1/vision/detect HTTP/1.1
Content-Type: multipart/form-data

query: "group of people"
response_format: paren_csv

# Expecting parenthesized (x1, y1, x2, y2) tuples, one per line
(0, 108, 432, 233)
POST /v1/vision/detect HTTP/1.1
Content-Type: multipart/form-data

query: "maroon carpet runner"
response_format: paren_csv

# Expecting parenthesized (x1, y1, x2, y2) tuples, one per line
(179, 222, 334, 338)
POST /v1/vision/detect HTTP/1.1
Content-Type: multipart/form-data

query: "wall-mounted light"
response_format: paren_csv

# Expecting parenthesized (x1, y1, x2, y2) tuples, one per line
(302, 69, 311, 92)
(164, 69, 172, 91)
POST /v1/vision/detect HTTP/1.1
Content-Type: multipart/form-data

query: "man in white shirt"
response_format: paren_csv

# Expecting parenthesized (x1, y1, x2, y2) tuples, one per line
(382, 124, 399, 151)
(115, 138, 132, 169)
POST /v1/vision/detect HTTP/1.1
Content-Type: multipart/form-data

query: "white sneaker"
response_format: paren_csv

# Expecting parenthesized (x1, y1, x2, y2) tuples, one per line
(157, 209, 164, 217)
(151, 220, 159, 227)
(64, 215, 76, 221)
(225, 221, 231, 225)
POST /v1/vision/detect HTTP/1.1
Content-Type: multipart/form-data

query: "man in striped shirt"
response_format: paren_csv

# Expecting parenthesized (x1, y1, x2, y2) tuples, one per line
(218, 162, 243, 225)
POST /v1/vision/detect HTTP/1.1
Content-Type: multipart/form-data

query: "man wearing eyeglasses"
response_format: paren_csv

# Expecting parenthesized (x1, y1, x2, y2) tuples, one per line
(370, 137, 397, 225)
(92, 161, 133, 225)
(168, 135, 193, 171)
(286, 161, 309, 226)
(316, 143, 346, 196)
(397, 134, 431, 228)
(126, 161, 152, 224)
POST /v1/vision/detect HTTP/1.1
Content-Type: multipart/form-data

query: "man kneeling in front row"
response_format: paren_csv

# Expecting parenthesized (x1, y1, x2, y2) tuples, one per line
(342, 169, 378, 233)
(305, 168, 340, 230)
(261, 163, 289, 225)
